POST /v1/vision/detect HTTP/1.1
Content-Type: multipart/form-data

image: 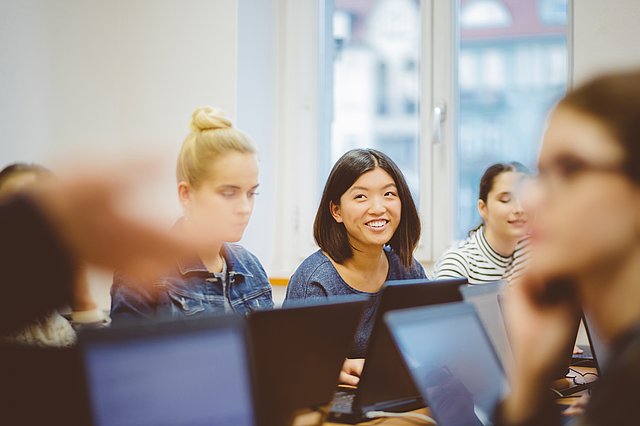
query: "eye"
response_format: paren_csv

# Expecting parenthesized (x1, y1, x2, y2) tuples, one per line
(384, 191, 397, 197)
(499, 197, 511, 203)
(248, 191, 259, 198)
(354, 194, 366, 200)
(556, 156, 587, 178)
(221, 190, 237, 198)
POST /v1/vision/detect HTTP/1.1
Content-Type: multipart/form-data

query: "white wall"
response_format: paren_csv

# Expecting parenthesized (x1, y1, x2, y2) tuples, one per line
(573, 0, 640, 85)
(0, 1, 121, 163)
(0, 0, 240, 308)
(1, 0, 238, 189)
(236, 0, 280, 273)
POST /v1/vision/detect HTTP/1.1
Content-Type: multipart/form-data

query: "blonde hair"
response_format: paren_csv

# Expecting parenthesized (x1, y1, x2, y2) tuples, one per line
(176, 106, 255, 188)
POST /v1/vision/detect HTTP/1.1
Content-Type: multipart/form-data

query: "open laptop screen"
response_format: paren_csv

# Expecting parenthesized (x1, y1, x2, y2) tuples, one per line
(460, 282, 514, 375)
(82, 322, 254, 426)
(386, 303, 508, 426)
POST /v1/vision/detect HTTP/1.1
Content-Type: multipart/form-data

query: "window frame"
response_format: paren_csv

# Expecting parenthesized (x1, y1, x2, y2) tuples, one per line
(274, 0, 574, 274)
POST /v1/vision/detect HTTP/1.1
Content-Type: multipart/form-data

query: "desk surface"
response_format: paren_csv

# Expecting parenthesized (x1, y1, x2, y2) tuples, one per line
(294, 408, 433, 426)
(293, 366, 598, 426)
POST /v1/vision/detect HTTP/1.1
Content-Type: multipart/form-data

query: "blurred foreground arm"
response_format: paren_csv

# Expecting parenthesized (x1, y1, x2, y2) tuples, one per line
(495, 274, 581, 426)
(0, 171, 188, 334)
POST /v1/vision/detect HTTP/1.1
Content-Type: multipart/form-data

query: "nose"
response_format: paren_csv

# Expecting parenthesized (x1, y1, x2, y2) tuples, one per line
(368, 195, 387, 215)
(237, 194, 254, 215)
(520, 177, 545, 215)
(513, 197, 524, 215)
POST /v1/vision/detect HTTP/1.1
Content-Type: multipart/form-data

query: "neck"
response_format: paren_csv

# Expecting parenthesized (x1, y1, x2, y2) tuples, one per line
(344, 243, 387, 272)
(578, 244, 640, 345)
(182, 217, 224, 272)
(199, 247, 224, 273)
(332, 241, 388, 293)
(482, 226, 518, 257)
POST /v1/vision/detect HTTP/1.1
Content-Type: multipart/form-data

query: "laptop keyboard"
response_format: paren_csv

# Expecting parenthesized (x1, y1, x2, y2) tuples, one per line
(573, 345, 593, 359)
(330, 390, 356, 413)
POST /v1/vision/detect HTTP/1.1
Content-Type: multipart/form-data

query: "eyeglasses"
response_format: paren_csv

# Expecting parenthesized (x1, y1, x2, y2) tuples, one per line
(535, 155, 625, 194)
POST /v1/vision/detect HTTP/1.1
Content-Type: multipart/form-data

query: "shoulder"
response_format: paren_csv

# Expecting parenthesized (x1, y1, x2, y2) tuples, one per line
(438, 232, 481, 264)
(434, 241, 474, 279)
(223, 243, 267, 277)
(289, 250, 337, 285)
(385, 246, 428, 279)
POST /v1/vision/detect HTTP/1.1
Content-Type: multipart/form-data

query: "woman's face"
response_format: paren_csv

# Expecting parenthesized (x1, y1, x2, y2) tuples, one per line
(479, 171, 530, 242)
(331, 167, 402, 251)
(530, 105, 640, 279)
(179, 151, 259, 244)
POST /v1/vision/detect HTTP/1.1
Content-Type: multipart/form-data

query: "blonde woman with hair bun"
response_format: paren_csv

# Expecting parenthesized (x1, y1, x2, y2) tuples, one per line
(111, 106, 274, 320)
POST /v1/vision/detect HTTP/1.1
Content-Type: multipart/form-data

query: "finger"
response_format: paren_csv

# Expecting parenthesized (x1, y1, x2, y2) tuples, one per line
(562, 406, 585, 417)
(351, 358, 365, 376)
(339, 371, 360, 386)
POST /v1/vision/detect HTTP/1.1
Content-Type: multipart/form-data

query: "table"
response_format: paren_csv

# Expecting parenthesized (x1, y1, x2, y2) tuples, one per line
(292, 366, 599, 425)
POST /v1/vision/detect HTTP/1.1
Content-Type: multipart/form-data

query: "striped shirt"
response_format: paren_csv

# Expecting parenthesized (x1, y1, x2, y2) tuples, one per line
(434, 226, 530, 285)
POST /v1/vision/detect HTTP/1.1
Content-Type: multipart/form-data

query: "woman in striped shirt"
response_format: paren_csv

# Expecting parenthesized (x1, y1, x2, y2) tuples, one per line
(435, 162, 531, 284)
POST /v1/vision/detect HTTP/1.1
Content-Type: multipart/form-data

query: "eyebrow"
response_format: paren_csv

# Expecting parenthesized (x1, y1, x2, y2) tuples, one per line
(349, 183, 397, 192)
(217, 184, 260, 190)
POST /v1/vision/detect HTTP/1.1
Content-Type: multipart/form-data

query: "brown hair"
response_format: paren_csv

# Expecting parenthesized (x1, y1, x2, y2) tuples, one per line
(0, 163, 53, 198)
(313, 148, 421, 268)
(470, 161, 529, 235)
(559, 70, 640, 183)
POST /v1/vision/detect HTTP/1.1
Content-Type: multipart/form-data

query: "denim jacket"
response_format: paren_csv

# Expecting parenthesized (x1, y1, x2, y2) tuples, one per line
(110, 243, 274, 322)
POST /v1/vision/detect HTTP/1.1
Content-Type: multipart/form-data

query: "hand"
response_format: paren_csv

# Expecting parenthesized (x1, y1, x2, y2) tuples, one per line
(339, 358, 365, 386)
(562, 393, 590, 417)
(501, 273, 581, 423)
(29, 164, 190, 280)
(71, 265, 98, 312)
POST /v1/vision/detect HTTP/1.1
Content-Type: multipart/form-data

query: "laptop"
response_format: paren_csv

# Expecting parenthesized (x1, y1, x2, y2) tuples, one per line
(78, 314, 256, 426)
(246, 296, 367, 426)
(572, 313, 610, 371)
(460, 282, 514, 375)
(328, 277, 468, 423)
(462, 281, 581, 382)
(385, 302, 508, 426)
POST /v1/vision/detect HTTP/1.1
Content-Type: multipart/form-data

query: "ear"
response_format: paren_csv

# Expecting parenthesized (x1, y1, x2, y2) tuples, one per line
(177, 181, 192, 209)
(478, 199, 488, 222)
(329, 201, 343, 223)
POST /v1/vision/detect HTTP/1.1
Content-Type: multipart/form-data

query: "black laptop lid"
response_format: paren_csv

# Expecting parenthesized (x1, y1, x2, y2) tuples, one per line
(583, 312, 610, 370)
(247, 296, 367, 426)
(357, 278, 468, 410)
(385, 302, 508, 426)
(79, 315, 255, 426)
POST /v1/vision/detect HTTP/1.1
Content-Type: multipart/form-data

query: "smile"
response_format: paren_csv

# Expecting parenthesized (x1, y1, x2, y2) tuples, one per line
(365, 219, 389, 229)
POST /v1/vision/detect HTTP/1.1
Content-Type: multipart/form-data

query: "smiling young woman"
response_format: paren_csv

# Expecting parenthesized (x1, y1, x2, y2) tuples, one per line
(435, 162, 532, 285)
(283, 148, 426, 385)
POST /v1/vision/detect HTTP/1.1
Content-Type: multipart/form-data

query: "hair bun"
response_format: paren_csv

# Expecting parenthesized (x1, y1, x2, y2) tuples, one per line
(190, 106, 232, 131)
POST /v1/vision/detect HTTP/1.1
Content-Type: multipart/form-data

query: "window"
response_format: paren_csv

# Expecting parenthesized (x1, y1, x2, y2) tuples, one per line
(455, 0, 569, 238)
(325, 0, 421, 201)
(278, 0, 570, 269)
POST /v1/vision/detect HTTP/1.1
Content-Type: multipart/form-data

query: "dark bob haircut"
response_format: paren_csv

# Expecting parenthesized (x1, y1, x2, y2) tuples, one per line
(313, 148, 421, 268)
